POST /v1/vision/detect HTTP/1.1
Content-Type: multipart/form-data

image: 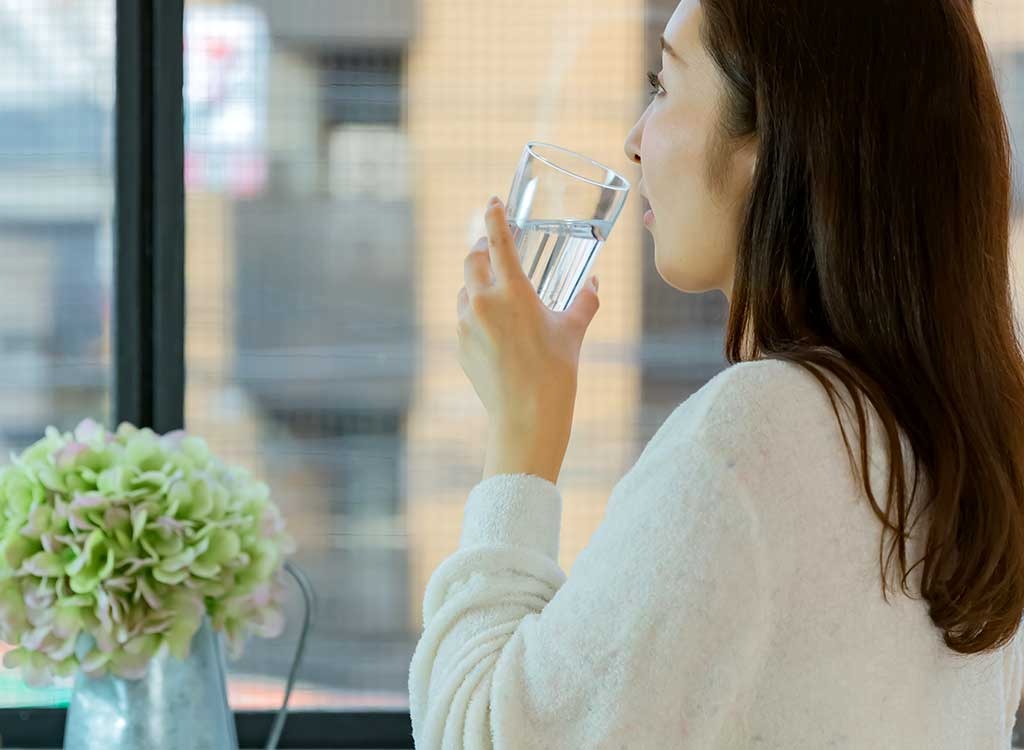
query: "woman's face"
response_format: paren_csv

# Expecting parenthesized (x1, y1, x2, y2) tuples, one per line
(623, 0, 757, 303)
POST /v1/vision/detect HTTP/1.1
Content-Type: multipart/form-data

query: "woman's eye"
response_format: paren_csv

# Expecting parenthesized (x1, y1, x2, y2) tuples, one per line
(646, 70, 665, 98)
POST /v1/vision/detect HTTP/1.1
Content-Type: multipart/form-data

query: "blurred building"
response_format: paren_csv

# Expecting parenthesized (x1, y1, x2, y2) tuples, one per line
(180, 0, 731, 696)
(0, 1, 113, 455)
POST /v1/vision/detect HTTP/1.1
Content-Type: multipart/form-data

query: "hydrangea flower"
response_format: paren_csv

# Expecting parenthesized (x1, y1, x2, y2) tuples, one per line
(0, 418, 295, 685)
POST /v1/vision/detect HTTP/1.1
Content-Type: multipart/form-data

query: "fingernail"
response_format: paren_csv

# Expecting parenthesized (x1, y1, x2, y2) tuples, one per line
(591, 276, 599, 291)
(489, 196, 502, 208)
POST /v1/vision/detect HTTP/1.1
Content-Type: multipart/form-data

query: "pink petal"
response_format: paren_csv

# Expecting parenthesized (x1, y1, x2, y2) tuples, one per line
(255, 608, 286, 638)
(21, 505, 50, 536)
(68, 512, 93, 532)
(249, 583, 272, 608)
(160, 429, 187, 451)
(142, 620, 171, 635)
(44, 633, 78, 661)
(119, 557, 155, 576)
(136, 578, 162, 610)
(21, 625, 51, 651)
(94, 590, 113, 632)
(154, 516, 188, 533)
(71, 493, 108, 510)
(108, 593, 126, 625)
(55, 442, 89, 468)
(93, 629, 116, 653)
(73, 418, 103, 443)
(81, 649, 110, 674)
(104, 507, 130, 529)
(114, 659, 149, 681)
(24, 586, 54, 612)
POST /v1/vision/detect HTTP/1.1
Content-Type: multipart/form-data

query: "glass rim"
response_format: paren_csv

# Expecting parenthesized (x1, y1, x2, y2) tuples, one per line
(525, 141, 631, 192)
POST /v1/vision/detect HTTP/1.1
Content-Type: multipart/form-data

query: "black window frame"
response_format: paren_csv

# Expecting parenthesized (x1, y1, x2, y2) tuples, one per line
(0, 1, 412, 747)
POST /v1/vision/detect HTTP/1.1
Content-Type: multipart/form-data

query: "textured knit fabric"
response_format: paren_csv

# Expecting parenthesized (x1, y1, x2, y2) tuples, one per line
(408, 357, 1024, 749)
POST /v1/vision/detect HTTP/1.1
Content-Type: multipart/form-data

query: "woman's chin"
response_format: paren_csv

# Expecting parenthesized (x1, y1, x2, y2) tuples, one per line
(654, 251, 722, 295)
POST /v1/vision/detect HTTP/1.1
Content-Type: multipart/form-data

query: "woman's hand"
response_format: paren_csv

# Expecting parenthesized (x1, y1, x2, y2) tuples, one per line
(456, 196, 601, 484)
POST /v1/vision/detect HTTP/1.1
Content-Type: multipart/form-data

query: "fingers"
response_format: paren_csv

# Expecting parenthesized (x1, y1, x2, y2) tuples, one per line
(464, 236, 492, 294)
(460, 195, 529, 322)
(484, 198, 525, 285)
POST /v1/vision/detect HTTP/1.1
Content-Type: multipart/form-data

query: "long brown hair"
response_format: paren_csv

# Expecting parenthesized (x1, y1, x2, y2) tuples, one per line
(700, 0, 1024, 655)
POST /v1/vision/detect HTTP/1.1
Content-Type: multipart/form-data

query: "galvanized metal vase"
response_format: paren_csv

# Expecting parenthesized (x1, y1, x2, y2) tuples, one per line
(63, 618, 239, 750)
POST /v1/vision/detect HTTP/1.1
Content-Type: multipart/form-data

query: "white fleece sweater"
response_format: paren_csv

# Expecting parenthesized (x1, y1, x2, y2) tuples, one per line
(408, 357, 1024, 749)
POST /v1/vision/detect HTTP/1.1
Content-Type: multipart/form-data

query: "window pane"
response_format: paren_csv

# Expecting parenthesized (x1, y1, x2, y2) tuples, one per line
(988, 3, 1024, 738)
(0, 0, 115, 707)
(182, 0, 722, 712)
(181, 0, 1024, 720)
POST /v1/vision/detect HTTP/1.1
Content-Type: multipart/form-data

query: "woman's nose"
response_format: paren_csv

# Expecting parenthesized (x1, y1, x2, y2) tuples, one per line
(624, 123, 642, 164)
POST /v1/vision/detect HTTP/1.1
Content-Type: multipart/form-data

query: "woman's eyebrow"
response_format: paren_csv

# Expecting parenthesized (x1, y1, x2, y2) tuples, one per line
(660, 35, 683, 62)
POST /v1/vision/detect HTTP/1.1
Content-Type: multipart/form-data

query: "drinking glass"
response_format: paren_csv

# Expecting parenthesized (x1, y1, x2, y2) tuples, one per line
(504, 141, 631, 312)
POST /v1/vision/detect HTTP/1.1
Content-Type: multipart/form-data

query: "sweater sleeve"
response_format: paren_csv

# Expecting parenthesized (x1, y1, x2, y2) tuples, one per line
(407, 438, 774, 749)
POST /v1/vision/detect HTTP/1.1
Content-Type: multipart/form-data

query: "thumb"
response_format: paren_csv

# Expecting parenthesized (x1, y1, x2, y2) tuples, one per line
(566, 275, 600, 328)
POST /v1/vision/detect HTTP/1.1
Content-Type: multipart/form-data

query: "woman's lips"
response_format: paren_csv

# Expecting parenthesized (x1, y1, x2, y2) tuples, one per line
(644, 208, 655, 226)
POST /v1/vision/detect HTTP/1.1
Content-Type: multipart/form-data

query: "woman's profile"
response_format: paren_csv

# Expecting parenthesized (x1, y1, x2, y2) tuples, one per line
(410, 0, 1024, 746)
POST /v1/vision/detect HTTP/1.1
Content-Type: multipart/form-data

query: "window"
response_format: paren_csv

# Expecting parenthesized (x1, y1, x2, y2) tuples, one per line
(182, 0, 680, 717)
(999, 50, 1024, 217)
(0, 0, 114, 708)
(184, 0, 417, 713)
(993, 39, 1024, 747)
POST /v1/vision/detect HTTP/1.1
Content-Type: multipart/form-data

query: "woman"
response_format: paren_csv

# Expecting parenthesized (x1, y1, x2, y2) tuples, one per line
(409, 0, 1024, 746)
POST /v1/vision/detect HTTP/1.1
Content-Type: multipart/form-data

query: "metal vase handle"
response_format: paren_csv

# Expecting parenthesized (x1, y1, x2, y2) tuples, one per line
(264, 560, 316, 750)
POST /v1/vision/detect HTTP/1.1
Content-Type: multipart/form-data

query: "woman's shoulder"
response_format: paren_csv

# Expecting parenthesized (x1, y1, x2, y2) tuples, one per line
(699, 356, 818, 398)
(682, 356, 836, 429)
(617, 355, 862, 519)
(653, 355, 853, 469)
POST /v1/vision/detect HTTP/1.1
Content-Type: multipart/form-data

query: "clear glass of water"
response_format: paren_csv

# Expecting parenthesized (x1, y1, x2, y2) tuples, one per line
(505, 142, 631, 312)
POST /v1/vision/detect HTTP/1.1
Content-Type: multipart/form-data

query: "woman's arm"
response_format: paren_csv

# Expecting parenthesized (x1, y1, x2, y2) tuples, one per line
(408, 438, 773, 749)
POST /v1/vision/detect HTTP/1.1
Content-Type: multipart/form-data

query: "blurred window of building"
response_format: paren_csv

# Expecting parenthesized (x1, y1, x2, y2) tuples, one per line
(329, 123, 410, 201)
(0, 0, 114, 707)
(1001, 50, 1024, 216)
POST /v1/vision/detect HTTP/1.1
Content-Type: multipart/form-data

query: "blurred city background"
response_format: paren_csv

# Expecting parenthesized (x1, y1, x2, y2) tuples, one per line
(0, 0, 1022, 728)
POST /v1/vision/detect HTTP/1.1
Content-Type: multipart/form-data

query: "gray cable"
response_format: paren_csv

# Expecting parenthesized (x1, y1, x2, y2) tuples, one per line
(265, 560, 316, 750)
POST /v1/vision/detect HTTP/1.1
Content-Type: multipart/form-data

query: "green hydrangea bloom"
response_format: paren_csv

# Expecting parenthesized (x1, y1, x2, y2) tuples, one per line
(0, 419, 295, 685)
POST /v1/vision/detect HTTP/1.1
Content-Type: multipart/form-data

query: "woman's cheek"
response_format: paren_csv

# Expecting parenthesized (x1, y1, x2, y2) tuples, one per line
(642, 108, 673, 155)
(641, 125, 674, 201)
(645, 113, 702, 187)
